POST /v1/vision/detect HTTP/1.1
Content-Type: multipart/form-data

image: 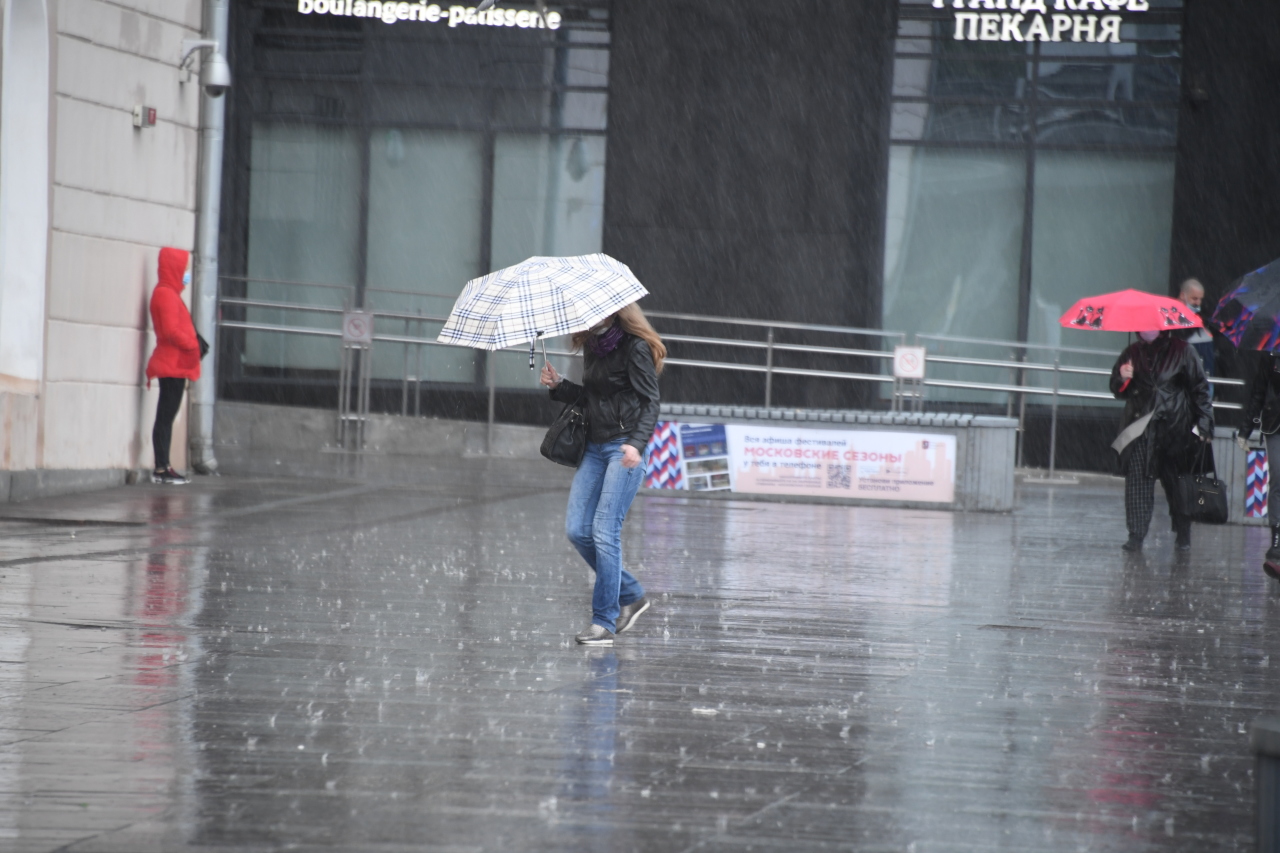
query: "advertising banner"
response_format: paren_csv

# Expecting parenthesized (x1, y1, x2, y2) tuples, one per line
(680, 424, 731, 491)
(724, 425, 956, 504)
(645, 421, 957, 505)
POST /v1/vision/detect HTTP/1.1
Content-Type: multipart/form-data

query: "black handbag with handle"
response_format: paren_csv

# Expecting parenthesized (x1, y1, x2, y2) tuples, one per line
(540, 391, 588, 467)
(190, 310, 210, 359)
(1173, 442, 1228, 525)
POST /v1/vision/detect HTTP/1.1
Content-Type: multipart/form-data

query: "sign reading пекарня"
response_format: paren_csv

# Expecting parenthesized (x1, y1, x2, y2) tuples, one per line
(933, 0, 1153, 44)
(296, 0, 563, 28)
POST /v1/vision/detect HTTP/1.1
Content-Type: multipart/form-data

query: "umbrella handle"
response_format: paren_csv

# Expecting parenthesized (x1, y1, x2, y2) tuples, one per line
(529, 333, 548, 371)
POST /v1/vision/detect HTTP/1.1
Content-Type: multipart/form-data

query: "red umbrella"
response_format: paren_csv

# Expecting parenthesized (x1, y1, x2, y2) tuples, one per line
(1058, 289, 1203, 333)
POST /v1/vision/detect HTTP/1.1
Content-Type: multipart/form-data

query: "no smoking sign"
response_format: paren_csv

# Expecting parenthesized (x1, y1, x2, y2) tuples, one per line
(893, 345, 927, 380)
(342, 310, 374, 345)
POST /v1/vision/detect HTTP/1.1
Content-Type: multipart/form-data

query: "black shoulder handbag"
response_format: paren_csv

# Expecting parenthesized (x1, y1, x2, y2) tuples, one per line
(1173, 442, 1228, 525)
(540, 391, 588, 467)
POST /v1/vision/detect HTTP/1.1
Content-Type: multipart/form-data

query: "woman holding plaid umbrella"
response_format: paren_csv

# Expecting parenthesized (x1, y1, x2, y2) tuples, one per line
(540, 303, 665, 646)
(437, 253, 663, 645)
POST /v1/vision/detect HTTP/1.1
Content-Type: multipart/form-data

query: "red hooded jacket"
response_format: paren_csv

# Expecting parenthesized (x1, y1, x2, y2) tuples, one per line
(145, 248, 201, 383)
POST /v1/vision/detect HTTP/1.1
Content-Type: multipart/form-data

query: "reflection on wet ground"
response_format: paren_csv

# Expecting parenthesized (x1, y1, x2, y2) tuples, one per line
(0, 452, 1274, 851)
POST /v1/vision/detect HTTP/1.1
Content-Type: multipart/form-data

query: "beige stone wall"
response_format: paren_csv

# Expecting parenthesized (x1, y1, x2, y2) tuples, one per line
(38, 0, 203, 473)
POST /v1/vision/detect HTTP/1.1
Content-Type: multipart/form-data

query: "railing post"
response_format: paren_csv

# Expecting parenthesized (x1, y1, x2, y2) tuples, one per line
(1016, 349, 1027, 468)
(401, 317, 410, 416)
(358, 345, 371, 450)
(338, 344, 351, 447)
(764, 327, 775, 409)
(486, 360, 496, 455)
(1048, 355, 1061, 479)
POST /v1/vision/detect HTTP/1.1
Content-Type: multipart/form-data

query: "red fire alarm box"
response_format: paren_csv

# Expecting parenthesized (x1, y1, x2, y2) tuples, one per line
(132, 105, 157, 128)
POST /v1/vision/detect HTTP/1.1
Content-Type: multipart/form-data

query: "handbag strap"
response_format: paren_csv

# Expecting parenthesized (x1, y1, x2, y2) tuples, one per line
(1194, 440, 1214, 478)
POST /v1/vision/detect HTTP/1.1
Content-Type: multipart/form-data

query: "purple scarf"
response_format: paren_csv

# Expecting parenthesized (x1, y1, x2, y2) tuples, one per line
(588, 322, 625, 358)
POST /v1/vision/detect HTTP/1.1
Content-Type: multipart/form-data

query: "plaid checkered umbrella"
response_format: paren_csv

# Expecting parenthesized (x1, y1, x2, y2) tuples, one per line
(436, 254, 649, 351)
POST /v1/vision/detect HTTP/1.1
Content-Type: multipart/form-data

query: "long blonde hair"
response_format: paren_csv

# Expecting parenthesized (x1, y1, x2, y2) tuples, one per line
(572, 303, 667, 374)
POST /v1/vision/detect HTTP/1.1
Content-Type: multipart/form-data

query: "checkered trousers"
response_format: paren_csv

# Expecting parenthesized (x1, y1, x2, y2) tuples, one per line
(1122, 434, 1184, 537)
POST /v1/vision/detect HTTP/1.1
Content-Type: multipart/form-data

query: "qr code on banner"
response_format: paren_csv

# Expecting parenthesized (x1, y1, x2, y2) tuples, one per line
(826, 464, 852, 489)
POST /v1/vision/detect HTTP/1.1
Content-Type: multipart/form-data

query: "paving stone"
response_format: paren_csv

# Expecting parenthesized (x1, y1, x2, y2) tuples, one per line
(0, 455, 1270, 851)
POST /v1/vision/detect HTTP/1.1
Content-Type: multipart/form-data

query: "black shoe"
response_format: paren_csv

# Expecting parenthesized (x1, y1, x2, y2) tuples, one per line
(151, 467, 189, 485)
(616, 597, 651, 634)
(1121, 534, 1143, 552)
(574, 624, 615, 646)
(1174, 517, 1191, 551)
(1265, 528, 1280, 580)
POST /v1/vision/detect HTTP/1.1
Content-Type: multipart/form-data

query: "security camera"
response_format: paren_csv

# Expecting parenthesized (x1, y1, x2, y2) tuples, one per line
(180, 39, 232, 97)
(201, 51, 232, 98)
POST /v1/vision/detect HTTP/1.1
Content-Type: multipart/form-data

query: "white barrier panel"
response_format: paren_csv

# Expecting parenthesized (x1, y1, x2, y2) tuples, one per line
(726, 424, 956, 504)
(647, 421, 957, 505)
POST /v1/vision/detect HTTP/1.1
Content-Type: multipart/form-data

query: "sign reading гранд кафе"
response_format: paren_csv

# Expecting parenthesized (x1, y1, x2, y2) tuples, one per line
(936, 0, 1152, 44)
(296, 1, 563, 28)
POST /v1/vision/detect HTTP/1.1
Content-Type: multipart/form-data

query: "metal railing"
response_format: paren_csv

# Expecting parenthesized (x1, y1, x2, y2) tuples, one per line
(218, 285, 582, 451)
(217, 282, 1241, 471)
(647, 311, 1242, 479)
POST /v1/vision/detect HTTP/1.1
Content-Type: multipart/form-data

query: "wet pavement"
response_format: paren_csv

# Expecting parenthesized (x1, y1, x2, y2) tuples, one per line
(0, 451, 1276, 852)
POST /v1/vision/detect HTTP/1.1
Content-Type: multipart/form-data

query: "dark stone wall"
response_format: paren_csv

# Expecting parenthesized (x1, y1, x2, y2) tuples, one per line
(1171, 0, 1280, 300)
(603, 0, 898, 409)
(1170, 0, 1280, 419)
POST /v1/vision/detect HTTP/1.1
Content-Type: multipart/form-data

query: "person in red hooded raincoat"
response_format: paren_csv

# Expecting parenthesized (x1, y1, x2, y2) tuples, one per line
(145, 248, 201, 484)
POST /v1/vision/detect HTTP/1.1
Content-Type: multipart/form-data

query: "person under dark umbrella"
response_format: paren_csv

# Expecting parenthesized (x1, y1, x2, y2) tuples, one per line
(1211, 257, 1280, 578)
(1110, 329, 1214, 552)
(1242, 356, 1280, 577)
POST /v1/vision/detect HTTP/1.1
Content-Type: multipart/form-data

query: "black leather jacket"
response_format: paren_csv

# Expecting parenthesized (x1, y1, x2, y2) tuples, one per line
(549, 334, 661, 452)
(1244, 352, 1280, 436)
(1110, 335, 1213, 463)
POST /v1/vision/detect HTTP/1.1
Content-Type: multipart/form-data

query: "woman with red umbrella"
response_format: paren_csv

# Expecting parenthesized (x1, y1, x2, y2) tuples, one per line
(1110, 330, 1214, 553)
(1064, 290, 1213, 552)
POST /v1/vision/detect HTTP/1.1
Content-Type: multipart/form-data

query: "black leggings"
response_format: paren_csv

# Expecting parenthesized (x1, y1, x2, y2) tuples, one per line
(152, 378, 186, 470)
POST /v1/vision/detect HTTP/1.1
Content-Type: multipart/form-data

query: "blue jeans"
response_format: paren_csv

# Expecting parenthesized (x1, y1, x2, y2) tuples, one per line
(565, 440, 646, 632)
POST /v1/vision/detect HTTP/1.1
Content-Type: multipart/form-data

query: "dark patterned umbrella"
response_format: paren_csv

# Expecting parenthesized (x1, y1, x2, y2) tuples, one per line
(1211, 259, 1280, 350)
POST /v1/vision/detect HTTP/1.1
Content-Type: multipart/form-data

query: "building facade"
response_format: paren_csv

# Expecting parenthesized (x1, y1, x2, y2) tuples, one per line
(0, 0, 204, 498)
(2, 0, 1278, 492)
(215, 0, 1280, 471)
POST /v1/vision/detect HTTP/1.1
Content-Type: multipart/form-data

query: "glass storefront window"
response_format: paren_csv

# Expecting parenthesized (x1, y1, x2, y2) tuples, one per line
(885, 0, 1183, 408)
(884, 146, 1025, 404)
(365, 129, 486, 383)
(245, 123, 361, 374)
(1024, 151, 1176, 399)
(226, 1, 611, 404)
(488, 133, 606, 388)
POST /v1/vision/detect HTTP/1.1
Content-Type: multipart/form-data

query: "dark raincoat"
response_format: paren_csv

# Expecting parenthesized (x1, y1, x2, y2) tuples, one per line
(1243, 352, 1280, 436)
(1109, 334, 1214, 476)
